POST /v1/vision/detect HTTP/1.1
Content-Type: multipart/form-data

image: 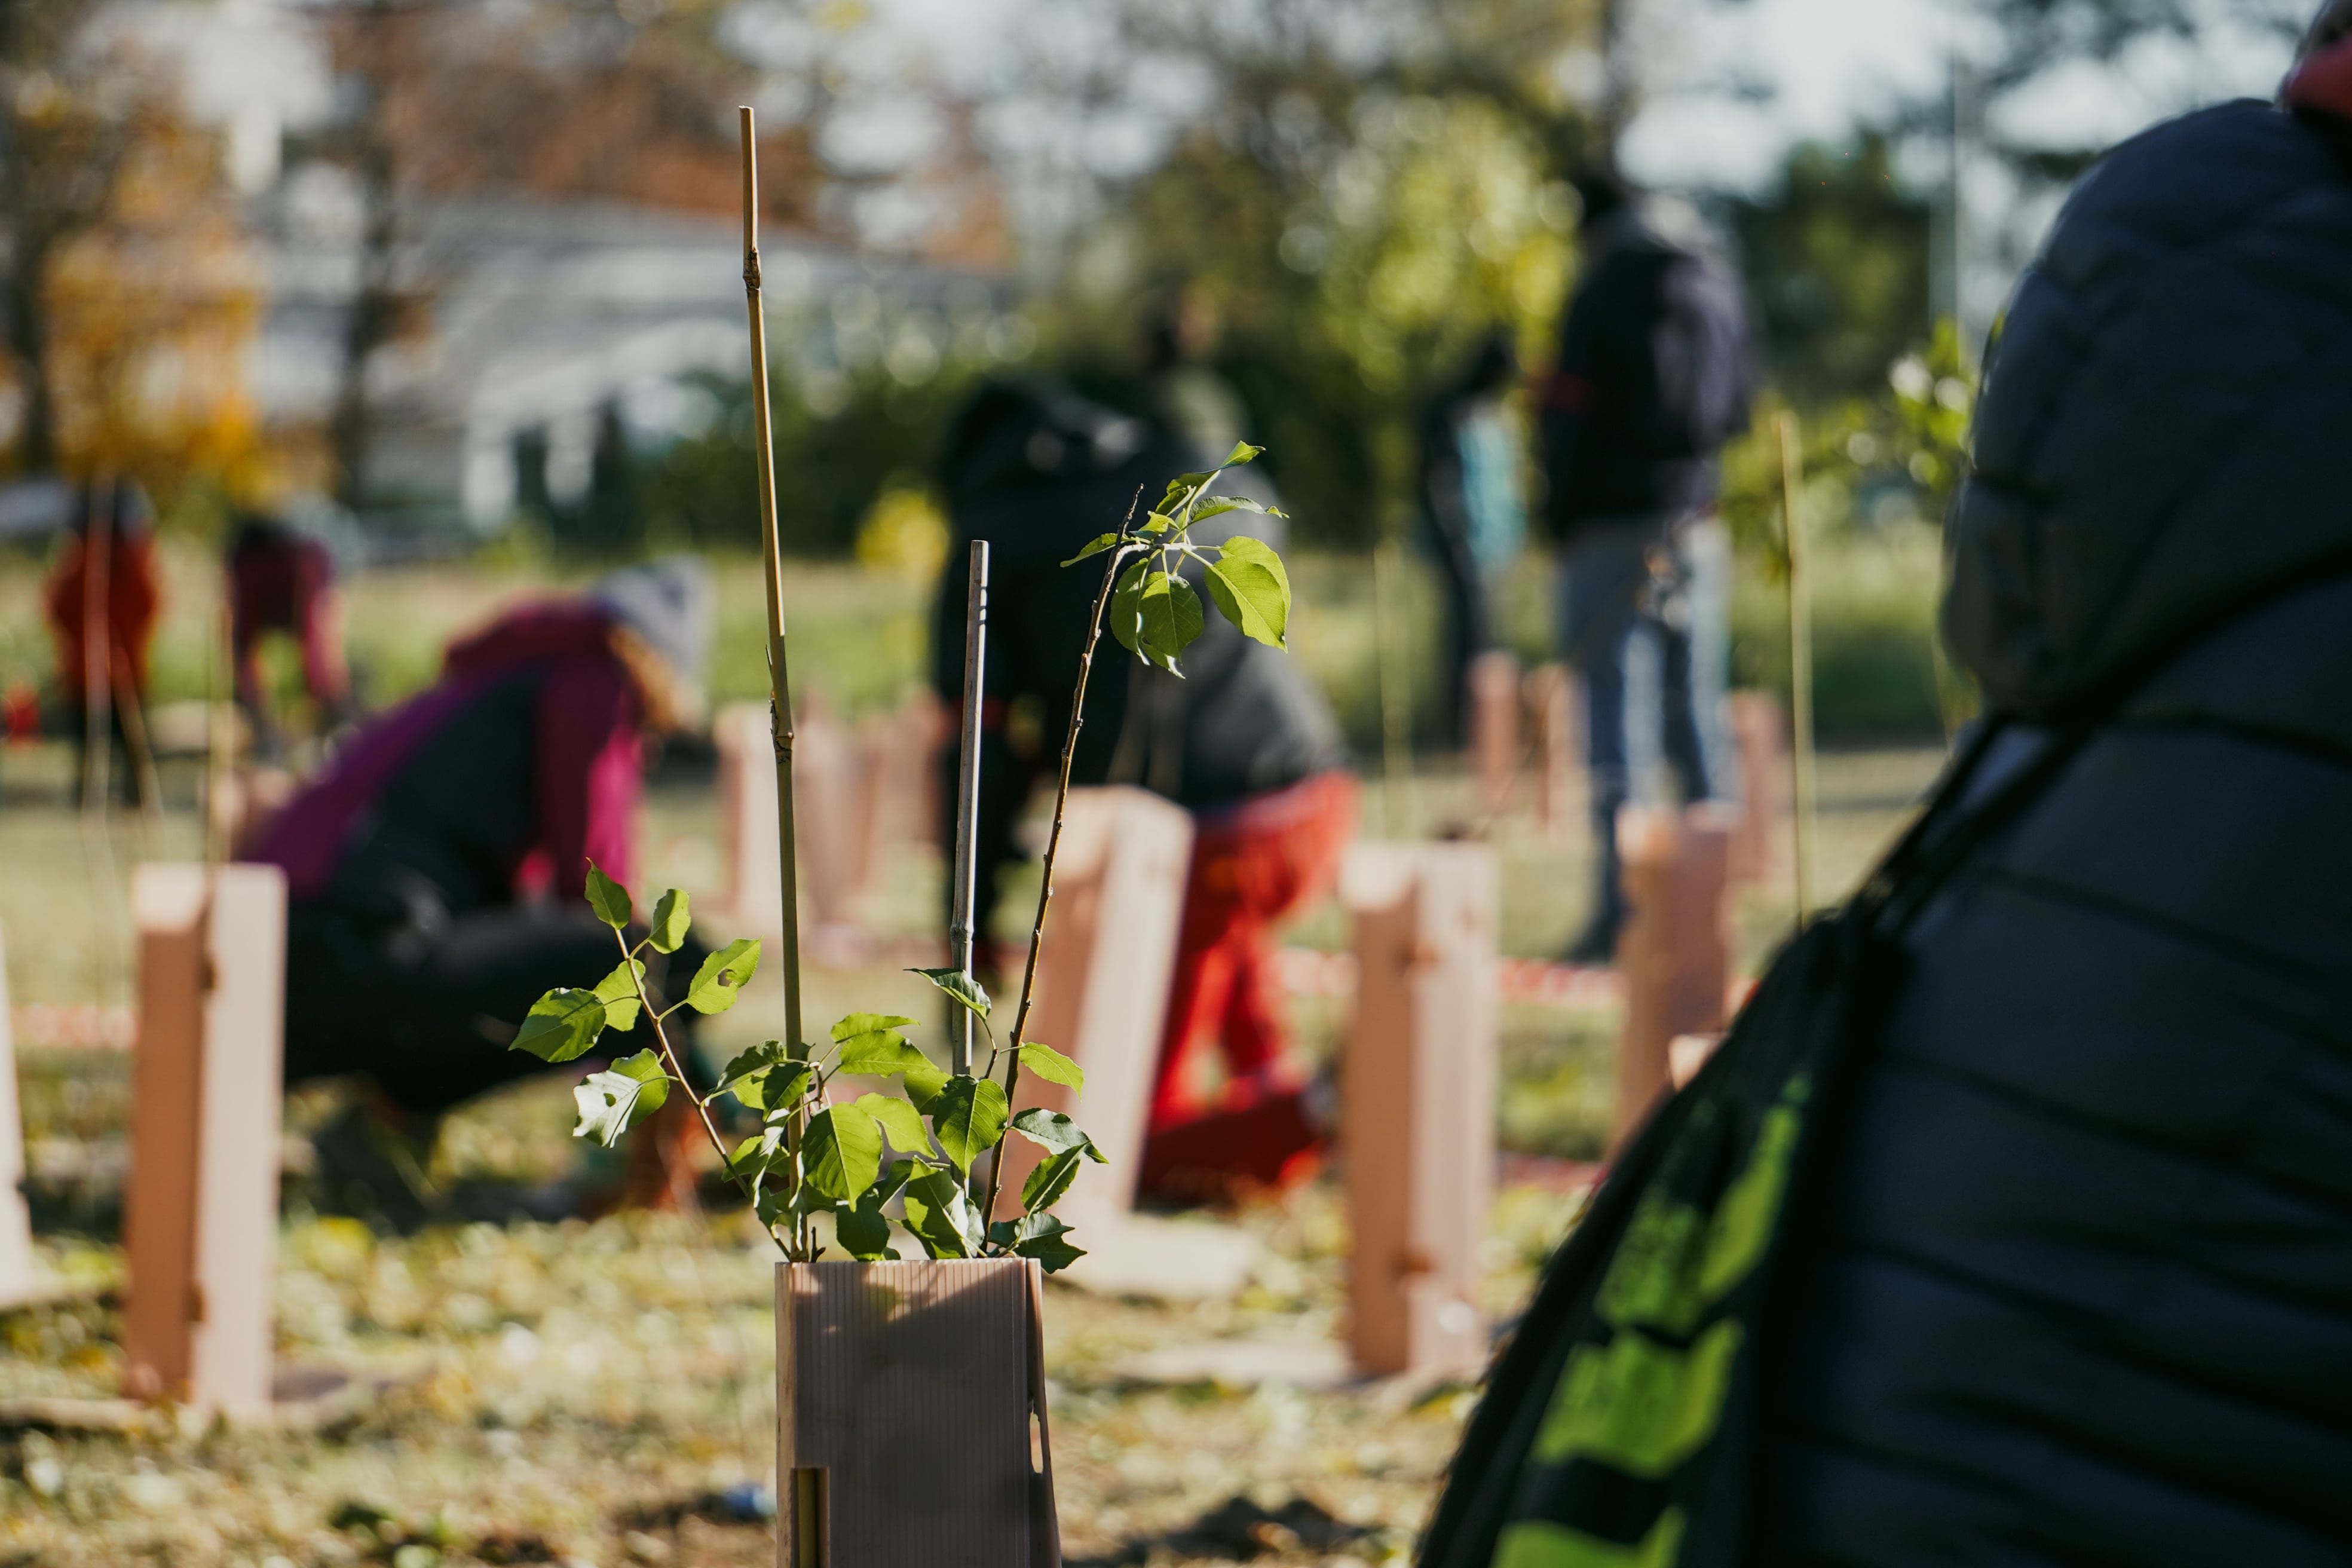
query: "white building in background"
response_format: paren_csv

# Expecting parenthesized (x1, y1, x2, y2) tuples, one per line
(130, 0, 1018, 533)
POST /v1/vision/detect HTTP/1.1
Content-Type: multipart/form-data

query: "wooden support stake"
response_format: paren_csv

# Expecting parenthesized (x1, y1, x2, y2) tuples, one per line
(1469, 650, 1521, 816)
(992, 788, 1192, 1238)
(1609, 807, 1733, 1156)
(1342, 841, 1498, 1380)
(739, 106, 806, 1058)
(122, 863, 286, 1415)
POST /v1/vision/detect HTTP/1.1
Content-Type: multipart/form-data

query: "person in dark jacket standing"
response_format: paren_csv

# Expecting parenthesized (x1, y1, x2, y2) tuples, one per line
(245, 559, 714, 1225)
(1540, 172, 1752, 961)
(228, 512, 354, 758)
(1750, 19, 2352, 1563)
(1419, 332, 1529, 748)
(933, 381, 1354, 1199)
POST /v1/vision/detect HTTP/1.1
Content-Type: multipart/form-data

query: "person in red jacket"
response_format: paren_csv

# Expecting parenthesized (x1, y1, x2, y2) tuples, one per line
(42, 478, 162, 808)
(246, 559, 713, 1227)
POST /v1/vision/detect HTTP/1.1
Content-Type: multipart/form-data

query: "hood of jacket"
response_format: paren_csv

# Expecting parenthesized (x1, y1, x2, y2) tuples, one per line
(1943, 99, 2352, 720)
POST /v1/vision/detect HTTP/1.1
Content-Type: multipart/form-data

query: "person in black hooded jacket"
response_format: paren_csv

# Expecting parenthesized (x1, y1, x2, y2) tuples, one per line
(1745, 13, 2352, 1564)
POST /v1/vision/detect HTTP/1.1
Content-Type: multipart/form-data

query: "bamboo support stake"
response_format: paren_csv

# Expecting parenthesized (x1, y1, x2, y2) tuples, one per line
(947, 541, 990, 1077)
(739, 107, 806, 1059)
(1777, 411, 1817, 923)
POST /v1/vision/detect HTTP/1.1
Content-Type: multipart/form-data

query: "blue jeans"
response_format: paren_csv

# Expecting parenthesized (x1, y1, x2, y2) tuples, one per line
(1558, 514, 1735, 936)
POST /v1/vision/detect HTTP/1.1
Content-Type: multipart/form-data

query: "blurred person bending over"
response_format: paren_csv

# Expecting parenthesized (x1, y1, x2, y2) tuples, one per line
(1540, 170, 1753, 962)
(1419, 332, 1529, 748)
(933, 382, 1353, 1200)
(244, 561, 713, 1226)
(43, 477, 162, 809)
(1426, 16, 2352, 1564)
(228, 513, 353, 758)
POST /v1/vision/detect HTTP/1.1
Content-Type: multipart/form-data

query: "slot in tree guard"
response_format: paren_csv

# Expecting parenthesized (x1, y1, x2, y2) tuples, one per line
(776, 1258, 1058, 1568)
(994, 788, 1193, 1236)
(1610, 806, 1734, 1155)
(122, 863, 287, 1414)
(1342, 841, 1499, 1380)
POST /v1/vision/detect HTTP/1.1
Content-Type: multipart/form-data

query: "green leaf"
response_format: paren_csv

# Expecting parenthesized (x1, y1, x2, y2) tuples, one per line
(855, 1093, 932, 1156)
(648, 889, 691, 953)
(1221, 440, 1264, 466)
(1010, 1107, 1108, 1162)
(715, 1040, 816, 1112)
(1019, 1147, 1086, 1213)
(904, 967, 990, 1021)
(1190, 495, 1267, 520)
(902, 1061, 948, 1114)
(585, 862, 632, 929)
(572, 1051, 670, 1147)
(1108, 556, 1149, 654)
(1159, 471, 1213, 507)
(1015, 1042, 1084, 1095)
(1139, 512, 1177, 536)
(727, 1125, 789, 1179)
(1202, 536, 1290, 649)
(592, 961, 643, 1032)
(999, 1211, 1086, 1273)
(512, 988, 607, 1063)
(1061, 532, 1123, 566)
(831, 1016, 932, 1076)
(900, 1168, 982, 1259)
(802, 1104, 883, 1203)
(1136, 569, 1204, 668)
(930, 1074, 1010, 1175)
(686, 938, 762, 1015)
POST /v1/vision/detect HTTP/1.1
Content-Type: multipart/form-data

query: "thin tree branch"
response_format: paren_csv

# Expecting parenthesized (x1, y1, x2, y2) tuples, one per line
(980, 489, 1145, 1232)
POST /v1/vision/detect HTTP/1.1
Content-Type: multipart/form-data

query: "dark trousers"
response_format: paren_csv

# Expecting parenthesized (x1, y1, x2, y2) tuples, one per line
(284, 901, 711, 1117)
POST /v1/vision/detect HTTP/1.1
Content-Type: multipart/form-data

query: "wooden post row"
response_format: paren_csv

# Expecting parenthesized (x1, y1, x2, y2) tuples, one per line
(994, 788, 1193, 1240)
(1609, 807, 1734, 1156)
(1342, 841, 1498, 1381)
(1469, 650, 1521, 815)
(0, 924, 37, 1306)
(122, 863, 287, 1415)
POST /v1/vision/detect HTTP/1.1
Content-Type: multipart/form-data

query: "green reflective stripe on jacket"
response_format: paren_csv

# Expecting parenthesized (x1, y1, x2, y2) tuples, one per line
(1595, 1195, 1709, 1336)
(1527, 1319, 1742, 1476)
(1493, 1509, 1686, 1568)
(1696, 1079, 1809, 1304)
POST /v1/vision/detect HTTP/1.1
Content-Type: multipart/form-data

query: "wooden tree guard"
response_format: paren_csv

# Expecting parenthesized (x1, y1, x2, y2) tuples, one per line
(122, 863, 287, 1414)
(1726, 692, 1790, 886)
(1341, 841, 1499, 1380)
(993, 788, 1193, 1236)
(1469, 650, 1522, 814)
(1523, 663, 1585, 838)
(1609, 806, 1734, 1156)
(0, 924, 38, 1305)
(776, 1258, 1058, 1568)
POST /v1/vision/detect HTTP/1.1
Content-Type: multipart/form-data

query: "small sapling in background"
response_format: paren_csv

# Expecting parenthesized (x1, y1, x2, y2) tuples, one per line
(511, 443, 1292, 1269)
